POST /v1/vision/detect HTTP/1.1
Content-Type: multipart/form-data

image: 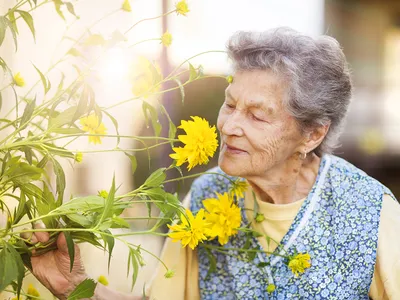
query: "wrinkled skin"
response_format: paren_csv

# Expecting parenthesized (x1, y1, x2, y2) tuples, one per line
(217, 70, 328, 204)
(25, 227, 87, 300)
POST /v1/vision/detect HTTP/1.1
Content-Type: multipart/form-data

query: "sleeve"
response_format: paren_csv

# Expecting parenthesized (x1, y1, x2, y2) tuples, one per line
(369, 194, 400, 300)
(147, 193, 201, 300)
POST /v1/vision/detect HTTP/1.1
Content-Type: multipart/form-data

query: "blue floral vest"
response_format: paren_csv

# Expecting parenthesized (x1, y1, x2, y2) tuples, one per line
(190, 155, 395, 299)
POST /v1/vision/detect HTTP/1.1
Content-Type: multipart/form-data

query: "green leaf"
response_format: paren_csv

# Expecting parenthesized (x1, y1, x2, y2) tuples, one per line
(101, 230, 114, 272)
(0, 243, 24, 295)
(64, 231, 75, 272)
(189, 63, 197, 81)
(103, 110, 120, 147)
(8, 10, 18, 34)
(0, 17, 7, 47)
(53, 159, 66, 203)
(23, 146, 33, 164)
(57, 196, 105, 212)
(66, 213, 93, 227)
(173, 78, 185, 105)
(110, 216, 130, 228)
(19, 98, 36, 130)
(48, 106, 78, 129)
(71, 232, 103, 249)
(33, 64, 50, 94)
(16, 10, 35, 42)
(124, 152, 137, 175)
(142, 101, 161, 137)
(160, 104, 176, 147)
(257, 262, 270, 268)
(67, 278, 97, 300)
(96, 175, 116, 228)
(0, 17, 17, 50)
(67, 47, 82, 57)
(129, 248, 139, 290)
(37, 154, 49, 168)
(8, 162, 42, 185)
(65, 2, 77, 17)
(204, 248, 216, 279)
(14, 190, 27, 224)
(83, 34, 106, 46)
(53, 0, 66, 20)
(143, 168, 166, 188)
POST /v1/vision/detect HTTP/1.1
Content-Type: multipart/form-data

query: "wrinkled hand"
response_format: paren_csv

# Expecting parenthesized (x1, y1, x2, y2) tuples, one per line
(23, 225, 87, 300)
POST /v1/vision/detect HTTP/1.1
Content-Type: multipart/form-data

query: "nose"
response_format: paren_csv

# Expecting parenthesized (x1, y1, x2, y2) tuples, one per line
(221, 111, 244, 137)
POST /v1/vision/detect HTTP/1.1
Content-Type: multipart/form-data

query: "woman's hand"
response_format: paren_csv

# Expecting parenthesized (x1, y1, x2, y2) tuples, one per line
(23, 226, 87, 300)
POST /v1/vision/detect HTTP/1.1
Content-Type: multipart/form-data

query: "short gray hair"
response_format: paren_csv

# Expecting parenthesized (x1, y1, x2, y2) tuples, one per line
(226, 27, 353, 156)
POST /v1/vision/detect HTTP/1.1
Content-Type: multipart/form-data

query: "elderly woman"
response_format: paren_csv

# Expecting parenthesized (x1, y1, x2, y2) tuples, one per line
(31, 27, 399, 299)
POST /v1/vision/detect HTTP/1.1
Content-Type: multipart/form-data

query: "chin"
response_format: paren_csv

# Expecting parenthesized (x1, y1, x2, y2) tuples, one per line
(218, 156, 245, 177)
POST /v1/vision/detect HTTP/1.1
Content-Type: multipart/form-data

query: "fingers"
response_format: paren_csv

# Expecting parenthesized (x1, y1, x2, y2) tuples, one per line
(56, 232, 69, 253)
(20, 222, 50, 244)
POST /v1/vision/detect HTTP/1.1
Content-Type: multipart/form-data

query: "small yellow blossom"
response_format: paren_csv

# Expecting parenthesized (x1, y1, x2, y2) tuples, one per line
(98, 275, 109, 286)
(122, 0, 132, 12)
(226, 75, 233, 84)
(11, 297, 22, 300)
(288, 253, 311, 277)
(161, 31, 173, 47)
(175, 0, 189, 16)
(74, 152, 83, 163)
(164, 269, 175, 278)
(79, 114, 107, 144)
(170, 116, 218, 171)
(255, 213, 265, 223)
(27, 283, 40, 298)
(229, 180, 248, 199)
(13, 72, 25, 87)
(203, 193, 241, 245)
(98, 190, 109, 199)
(266, 283, 276, 293)
(168, 209, 209, 250)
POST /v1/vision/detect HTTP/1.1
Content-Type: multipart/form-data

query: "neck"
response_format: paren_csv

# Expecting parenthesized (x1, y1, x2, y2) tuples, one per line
(247, 153, 321, 204)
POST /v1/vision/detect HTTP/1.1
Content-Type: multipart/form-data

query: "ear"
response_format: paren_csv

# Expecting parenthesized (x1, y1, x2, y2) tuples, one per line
(302, 123, 330, 153)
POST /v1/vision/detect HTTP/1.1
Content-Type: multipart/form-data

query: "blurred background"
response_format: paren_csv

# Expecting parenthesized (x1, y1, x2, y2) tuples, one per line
(1, 0, 399, 298)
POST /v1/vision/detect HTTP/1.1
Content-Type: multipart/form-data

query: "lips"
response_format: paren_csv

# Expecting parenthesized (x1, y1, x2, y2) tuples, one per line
(224, 143, 247, 154)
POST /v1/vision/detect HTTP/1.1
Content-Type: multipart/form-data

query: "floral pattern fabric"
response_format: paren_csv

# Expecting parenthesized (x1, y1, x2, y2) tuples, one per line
(190, 155, 395, 299)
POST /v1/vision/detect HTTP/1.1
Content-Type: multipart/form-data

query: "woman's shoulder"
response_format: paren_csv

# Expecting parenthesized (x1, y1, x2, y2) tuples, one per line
(328, 154, 395, 199)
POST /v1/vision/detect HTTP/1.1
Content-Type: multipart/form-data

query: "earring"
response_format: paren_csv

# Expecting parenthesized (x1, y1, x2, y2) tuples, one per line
(300, 150, 307, 160)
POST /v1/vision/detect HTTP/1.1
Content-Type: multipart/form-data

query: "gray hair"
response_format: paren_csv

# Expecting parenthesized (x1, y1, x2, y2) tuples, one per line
(226, 27, 353, 156)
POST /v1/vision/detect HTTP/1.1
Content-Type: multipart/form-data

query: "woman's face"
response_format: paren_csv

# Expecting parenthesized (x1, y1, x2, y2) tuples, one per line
(217, 70, 305, 178)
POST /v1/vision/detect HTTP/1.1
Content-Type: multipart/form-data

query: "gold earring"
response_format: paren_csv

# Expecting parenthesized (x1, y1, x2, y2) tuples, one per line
(300, 150, 307, 160)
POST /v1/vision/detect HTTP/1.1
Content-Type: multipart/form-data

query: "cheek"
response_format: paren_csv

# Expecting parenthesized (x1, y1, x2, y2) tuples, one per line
(216, 110, 226, 132)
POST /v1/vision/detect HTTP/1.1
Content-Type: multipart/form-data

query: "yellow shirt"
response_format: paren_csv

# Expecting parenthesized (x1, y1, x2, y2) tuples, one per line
(149, 191, 400, 300)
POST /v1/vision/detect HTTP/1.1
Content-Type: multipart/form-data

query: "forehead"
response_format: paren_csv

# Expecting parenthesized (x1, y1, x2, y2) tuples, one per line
(225, 70, 286, 110)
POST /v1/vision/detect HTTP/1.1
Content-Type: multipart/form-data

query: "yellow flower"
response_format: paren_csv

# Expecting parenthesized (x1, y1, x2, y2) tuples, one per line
(98, 275, 109, 286)
(130, 56, 161, 98)
(229, 180, 248, 199)
(168, 209, 209, 250)
(161, 31, 173, 47)
(266, 283, 276, 293)
(74, 152, 83, 163)
(226, 75, 233, 84)
(288, 253, 311, 277)
(170, 116, 218, 171)
(98, 190, 109, 199)
(164, 269, 175, 278)
(27, 283, 40, 297)
(203, 193, 241, 245)
(13, 72, 25, 87)
(175, 0, 189, 16)
(122, 0, 132, 12)
(79, 114, 107, 144)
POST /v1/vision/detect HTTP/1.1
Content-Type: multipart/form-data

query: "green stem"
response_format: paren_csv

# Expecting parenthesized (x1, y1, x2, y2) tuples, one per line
(124, 10, 175, 34)
(164, 171, 236, 185)
(128, 38, 161, 48)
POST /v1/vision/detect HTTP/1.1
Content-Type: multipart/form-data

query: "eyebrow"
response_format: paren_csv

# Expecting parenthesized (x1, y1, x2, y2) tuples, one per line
(225, 90, 275, 114)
